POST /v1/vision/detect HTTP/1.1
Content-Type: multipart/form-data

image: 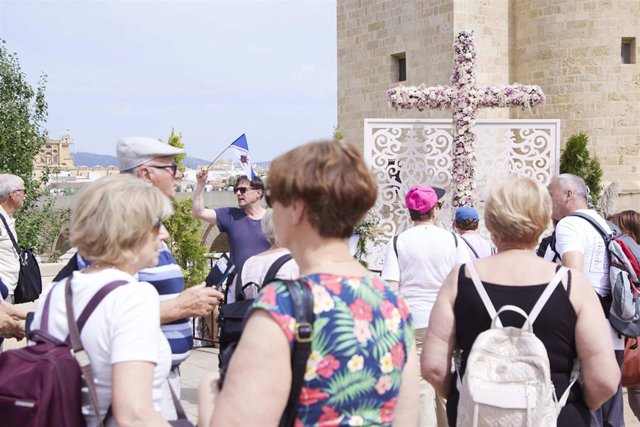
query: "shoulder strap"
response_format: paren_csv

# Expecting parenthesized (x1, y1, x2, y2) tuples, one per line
(65, 278, 128, 427)
(465, 262, 502, 327)
(451, 231, 458, 247)
(459, 235, 479, 258)
(262, 254, 293, 287)
(528, 267, 568, 324)
(279, 280, 314, 427)
(393, 235, 399, 258)
(0, 213, 20, 255)
(233, 262, 245, 302)
(569, 212, 611, 241)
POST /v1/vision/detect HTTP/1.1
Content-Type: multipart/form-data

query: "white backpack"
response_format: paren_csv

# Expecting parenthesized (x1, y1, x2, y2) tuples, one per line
(456, 263, 580, 427)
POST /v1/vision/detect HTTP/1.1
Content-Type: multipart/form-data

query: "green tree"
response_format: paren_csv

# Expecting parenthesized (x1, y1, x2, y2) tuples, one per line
(559, 132, 603, 206)
(0, 40, 48, 183)
(0, 39, 66, 255)
(163, 130, 209, 286)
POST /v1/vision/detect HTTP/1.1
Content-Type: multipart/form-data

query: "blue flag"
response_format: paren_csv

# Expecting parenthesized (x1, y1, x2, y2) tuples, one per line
(230, 134, 255, 178)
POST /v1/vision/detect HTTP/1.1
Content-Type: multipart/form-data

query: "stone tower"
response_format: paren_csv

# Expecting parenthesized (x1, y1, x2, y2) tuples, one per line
(337, 0, 640, 207)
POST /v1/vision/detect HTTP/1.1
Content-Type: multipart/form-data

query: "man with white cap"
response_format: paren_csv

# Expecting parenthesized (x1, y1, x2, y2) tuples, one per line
(53, 137, 222, 419)
(381, 184, 469, 427)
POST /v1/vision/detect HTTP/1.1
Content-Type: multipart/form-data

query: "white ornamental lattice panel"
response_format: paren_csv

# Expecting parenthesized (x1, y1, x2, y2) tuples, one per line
(362, 118, 560, 270)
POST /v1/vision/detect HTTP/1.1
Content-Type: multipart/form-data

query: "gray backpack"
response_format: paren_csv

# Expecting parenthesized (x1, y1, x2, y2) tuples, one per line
(569, 212, 640, 338)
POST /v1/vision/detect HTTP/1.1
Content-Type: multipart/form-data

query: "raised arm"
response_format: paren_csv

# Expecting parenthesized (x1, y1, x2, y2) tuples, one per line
(192, 169, 219, 224)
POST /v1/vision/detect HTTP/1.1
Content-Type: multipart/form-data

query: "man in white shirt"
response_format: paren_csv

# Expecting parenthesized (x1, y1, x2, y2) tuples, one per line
(547, 173, 623, 427)
(382, 184, 470, 427)
(0, 174, 27, 302)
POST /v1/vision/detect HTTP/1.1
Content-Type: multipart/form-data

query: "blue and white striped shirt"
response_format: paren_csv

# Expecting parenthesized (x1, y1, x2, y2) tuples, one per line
(77, 243, 192, 365)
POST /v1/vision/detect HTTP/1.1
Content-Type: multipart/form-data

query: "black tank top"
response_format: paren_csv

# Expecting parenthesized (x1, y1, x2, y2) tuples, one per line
(447, 264, 589, 426)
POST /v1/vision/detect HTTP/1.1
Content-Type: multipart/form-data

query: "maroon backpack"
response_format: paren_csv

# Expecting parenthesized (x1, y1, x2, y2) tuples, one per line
(0, 279, 127, 426)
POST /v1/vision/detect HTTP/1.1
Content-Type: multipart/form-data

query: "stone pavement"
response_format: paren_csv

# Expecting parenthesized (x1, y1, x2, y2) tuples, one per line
(179, 346, 219, 423)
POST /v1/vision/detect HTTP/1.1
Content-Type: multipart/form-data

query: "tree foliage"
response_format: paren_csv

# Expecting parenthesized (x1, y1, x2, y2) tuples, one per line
(0, 39, 48, 182)
(163, 130, 209, 286)
(0, 39, 65, 255)
(559, 132, 603, 206)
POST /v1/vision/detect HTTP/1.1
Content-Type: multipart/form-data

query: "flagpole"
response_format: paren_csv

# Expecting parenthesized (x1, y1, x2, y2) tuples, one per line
(205, 142, 235, 171)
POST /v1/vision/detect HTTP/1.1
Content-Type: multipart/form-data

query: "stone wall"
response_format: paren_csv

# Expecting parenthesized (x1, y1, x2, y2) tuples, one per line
(512, 0, 640, 207)
(338, 0, 640, 208)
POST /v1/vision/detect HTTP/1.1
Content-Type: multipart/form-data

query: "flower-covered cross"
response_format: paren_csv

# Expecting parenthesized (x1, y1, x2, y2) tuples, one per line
(387, 30, 545, 207)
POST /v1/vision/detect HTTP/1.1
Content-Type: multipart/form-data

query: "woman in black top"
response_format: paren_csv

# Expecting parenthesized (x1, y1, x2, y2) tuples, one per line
(421, 176, 620, 426)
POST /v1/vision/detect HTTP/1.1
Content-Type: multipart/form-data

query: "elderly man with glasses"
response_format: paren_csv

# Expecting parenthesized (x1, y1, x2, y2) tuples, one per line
(193, 170, 270, 278)
(0, 174, 29, 304)
(52, 137, 222, 421)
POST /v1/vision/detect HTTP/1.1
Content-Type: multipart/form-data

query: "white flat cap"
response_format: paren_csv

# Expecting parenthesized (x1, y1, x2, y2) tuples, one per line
(117, 137, 185, 171)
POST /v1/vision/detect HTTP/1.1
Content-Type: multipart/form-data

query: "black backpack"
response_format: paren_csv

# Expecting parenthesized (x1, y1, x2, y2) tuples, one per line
(218, 279, 313, 427)
(217, 253, 294, 361)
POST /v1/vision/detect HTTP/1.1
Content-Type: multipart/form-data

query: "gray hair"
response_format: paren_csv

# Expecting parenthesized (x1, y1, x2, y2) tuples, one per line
(0, 174, 24, 200)
(261, 208, 276, 245)
(555, 173, 589, 202)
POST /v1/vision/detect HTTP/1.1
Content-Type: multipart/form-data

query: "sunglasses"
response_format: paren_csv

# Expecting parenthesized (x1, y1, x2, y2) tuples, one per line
(148, 163, 179, 177)
(234, 186, 258, 195)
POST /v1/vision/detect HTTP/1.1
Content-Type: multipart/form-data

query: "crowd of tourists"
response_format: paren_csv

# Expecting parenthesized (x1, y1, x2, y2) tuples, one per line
(0, 136, 636, 426)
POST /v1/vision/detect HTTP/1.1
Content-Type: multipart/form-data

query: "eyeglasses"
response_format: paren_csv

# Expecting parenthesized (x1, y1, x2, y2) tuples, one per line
(148, 163, 179, 177)
(12, 189, 27, 195)
(152, 217, 163, 233)
(234, 186, 258, 195)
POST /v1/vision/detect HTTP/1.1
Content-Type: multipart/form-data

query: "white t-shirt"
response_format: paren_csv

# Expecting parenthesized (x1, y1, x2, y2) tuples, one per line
(30, 269, 172, 426)
(551, 209, 611, 296)
(547, 209, 623, 350)
(381, 224, 471, 328)
(229, 250, 299, 302)
(0, 206, 19, 293)
(458, 233, 495, 259)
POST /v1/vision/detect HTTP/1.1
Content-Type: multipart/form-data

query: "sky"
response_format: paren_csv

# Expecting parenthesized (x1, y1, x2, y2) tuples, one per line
(0, 0, 337, 163)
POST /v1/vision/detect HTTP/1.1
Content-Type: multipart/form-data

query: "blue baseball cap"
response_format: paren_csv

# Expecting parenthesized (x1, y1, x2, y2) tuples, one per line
(455, 206, 480, 223)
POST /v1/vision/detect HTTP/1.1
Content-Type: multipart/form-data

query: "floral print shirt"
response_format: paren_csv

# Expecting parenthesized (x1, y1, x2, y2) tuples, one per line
(252, 273, 414, 426)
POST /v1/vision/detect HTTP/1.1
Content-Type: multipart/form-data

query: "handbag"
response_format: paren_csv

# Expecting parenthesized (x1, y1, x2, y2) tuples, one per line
(623, 338, 640, 387)
(0, 214, 42, 303)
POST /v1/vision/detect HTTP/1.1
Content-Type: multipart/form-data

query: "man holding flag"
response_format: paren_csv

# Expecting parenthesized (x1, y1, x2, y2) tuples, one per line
(192, 134, 270, 281)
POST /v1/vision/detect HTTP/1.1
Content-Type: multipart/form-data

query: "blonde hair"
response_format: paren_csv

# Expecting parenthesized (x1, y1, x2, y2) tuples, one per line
(70, 174, 173, 265)
(485, 176, 551, 247)
(261, 208, 276, 245)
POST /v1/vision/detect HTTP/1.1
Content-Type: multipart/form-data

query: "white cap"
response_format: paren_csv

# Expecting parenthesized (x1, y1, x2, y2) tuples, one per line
(116, 137, 185, 171)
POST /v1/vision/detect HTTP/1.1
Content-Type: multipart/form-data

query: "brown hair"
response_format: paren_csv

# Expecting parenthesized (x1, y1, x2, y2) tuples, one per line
(456, 218, 479, 231)
(268, 140, 377, 238)
(609, 210, 640, 243)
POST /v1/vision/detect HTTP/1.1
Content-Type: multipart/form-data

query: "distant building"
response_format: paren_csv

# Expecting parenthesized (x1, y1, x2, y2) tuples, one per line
(33, 132, 75, 179)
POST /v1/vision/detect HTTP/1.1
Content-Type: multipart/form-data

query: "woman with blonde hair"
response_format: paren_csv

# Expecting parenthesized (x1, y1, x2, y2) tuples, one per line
(31, 174, 175, 426)
(422, 176, 620, 426)
(200, 140, 418, 426)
